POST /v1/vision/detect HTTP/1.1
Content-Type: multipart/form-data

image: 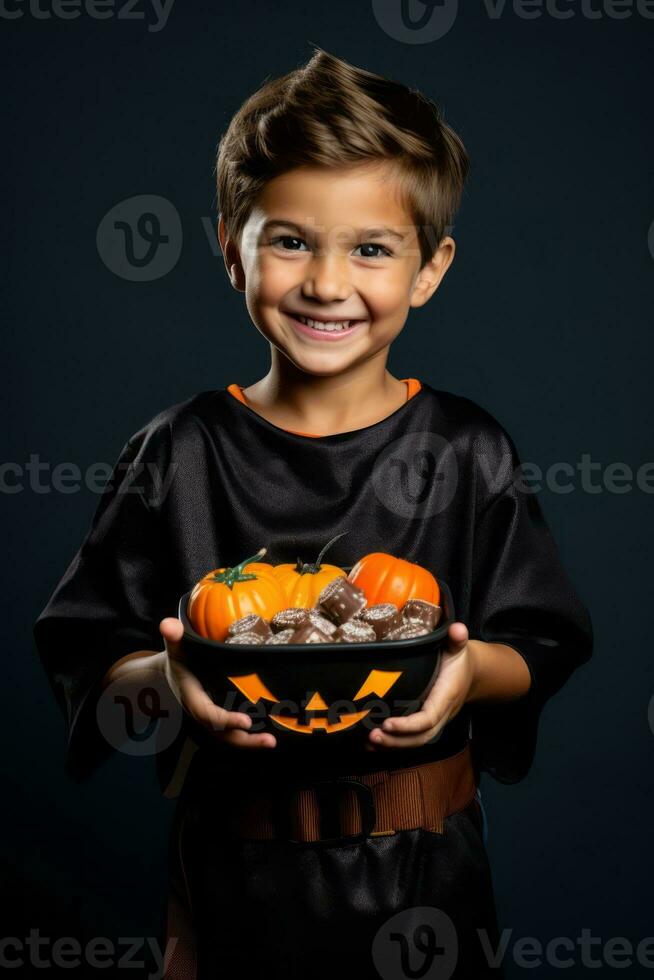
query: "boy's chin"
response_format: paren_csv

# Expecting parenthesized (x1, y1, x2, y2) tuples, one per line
(283, 350, 363, 376)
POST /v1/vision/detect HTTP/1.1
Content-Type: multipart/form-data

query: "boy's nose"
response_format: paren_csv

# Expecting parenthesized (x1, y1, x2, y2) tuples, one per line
(301, 253, 354, 303)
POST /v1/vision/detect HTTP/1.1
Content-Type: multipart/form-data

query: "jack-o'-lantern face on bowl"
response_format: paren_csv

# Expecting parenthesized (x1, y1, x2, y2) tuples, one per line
(227, 668, 403, 735)
(178, 577, 452, 744)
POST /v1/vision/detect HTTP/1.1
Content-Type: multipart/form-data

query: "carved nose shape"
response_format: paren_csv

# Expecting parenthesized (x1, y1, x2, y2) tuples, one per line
(305, 691, 329, 711)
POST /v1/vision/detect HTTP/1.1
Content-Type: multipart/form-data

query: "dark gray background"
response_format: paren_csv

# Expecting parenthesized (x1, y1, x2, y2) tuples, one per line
(2, 1, 653, 976)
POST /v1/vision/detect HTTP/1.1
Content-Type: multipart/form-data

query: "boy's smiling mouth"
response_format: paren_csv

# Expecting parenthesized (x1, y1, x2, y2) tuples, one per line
(282, 309, 367, 341)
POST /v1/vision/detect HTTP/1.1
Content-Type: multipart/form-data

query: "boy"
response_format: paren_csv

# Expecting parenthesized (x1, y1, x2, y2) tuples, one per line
(34, 47, 593, 979)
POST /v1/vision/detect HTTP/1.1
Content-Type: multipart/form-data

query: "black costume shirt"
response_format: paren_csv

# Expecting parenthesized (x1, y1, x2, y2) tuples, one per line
(33, 382, 593, 792)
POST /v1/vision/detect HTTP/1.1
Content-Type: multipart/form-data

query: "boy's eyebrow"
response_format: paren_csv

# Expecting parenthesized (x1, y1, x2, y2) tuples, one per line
(261, 219, 408, 242)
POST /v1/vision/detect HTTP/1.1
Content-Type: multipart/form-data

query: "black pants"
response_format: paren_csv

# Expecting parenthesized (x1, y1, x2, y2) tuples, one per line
(163, 757, 506, 980)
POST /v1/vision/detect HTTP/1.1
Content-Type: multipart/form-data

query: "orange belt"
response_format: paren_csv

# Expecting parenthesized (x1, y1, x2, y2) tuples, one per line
(223, 743, 477, 844)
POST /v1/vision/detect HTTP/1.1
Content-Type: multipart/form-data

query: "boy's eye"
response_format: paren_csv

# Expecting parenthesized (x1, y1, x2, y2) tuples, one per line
(353, 243, 392, 259)
(269, 236, 392, 259)
(270, 235, 309, 252)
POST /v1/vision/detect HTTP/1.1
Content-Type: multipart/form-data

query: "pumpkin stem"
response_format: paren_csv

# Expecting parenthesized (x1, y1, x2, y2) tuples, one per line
(211, 547, 267, 590)
(314, 530, 349, 570)
(294, 530, 349, 575)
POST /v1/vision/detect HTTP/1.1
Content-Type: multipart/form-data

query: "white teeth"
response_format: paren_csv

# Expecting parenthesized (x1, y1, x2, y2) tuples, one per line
(295, 314, 354, 331)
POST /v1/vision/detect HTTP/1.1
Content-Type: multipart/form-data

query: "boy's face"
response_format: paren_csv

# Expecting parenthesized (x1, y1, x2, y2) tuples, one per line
(219, 162, 454, 377)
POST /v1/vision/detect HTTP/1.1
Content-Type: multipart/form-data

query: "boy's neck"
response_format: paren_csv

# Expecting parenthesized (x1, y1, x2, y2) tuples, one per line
(241, 352, 408, 437)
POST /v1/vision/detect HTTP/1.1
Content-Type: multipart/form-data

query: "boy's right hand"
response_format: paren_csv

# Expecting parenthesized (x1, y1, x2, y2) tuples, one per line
(160, 617, 277, 749)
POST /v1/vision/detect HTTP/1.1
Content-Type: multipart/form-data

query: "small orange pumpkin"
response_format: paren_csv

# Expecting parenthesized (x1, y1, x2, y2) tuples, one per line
(347, 552, 440, 608)
(188, 547, 287, 642)
(272, 532, 348, 608)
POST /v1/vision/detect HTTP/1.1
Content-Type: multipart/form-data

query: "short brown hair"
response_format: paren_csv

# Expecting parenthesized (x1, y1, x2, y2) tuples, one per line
(215, 46, 469, 269)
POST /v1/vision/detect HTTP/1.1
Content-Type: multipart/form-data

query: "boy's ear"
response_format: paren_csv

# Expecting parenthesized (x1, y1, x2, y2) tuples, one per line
(410, 237, 456, 308)
(217, 213, 246, 292)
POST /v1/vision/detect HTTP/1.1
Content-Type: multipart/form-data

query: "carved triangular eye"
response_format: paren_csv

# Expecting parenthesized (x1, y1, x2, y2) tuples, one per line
(227, 673, 279, 704)
(353, 669, 402, 701)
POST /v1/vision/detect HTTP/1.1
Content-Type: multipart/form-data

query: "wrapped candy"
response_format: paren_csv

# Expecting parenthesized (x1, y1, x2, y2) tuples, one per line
(401, 599, 442, 631)
(355, 602, 402, 640)
(333, 620, 377, 643)
(227, 613, 273, 639)
(270, 607, 311, 632)
(317, 576, 366, 625)
(224, 631, 266, 645)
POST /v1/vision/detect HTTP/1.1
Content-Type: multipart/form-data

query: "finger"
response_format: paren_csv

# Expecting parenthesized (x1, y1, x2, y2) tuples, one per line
(221, 728, 277, 749)
(160, 617, 185, 657)
(382, 694, 457, 736)
(364, 734, 380, 751)
(447, 621, 468, 651)
(369, 727, 441, 750)
(178, 673, 252, 731)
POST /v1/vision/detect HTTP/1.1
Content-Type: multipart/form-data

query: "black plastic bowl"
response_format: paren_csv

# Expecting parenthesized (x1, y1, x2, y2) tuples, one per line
(178, 576, 454, 745)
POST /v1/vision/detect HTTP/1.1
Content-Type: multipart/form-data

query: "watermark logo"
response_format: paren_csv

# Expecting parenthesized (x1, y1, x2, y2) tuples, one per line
(372, 431, 459, 519)
(97, 662, 183, 756)
(96, 194, 182, 281)
(372, 906, 458, 979)
(372, 0, 459, 43)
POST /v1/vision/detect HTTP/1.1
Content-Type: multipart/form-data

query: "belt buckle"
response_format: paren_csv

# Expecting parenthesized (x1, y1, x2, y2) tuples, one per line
(271, 777, 376, 846)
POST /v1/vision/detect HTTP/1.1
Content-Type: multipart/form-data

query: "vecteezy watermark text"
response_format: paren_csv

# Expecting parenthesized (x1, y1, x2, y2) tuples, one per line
(480, 452, 654, 495)
(2, 450, 653, 500)
(0, 454, 178, 503)
(372, 0, 654, 45)
(0, 931, 174, 977)
(0, 0, 175, 31)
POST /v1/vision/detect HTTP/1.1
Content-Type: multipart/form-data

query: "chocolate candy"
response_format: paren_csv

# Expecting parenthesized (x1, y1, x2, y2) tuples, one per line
(288, 622, 333, 644)
(306, 611, 338, 636)
(355, 602, 402, 640)
(401, 599, 442, 631)
(333, 620, 377, 643)
(224, 631, 266, 645)
(270, 607, 311, 632)
(386, 622, 431, 641)
(227, 613, 272, 639)
(317, 577, 367, 625)
(264, 628, 296, 645)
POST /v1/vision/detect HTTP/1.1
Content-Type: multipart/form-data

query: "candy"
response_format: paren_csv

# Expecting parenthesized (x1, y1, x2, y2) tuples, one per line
(355, 602, 402, 640)
(213, 582, 442, 645)
(227, 613, 273, 639)
(306, 611, 338, 635)
(224, 631, 266, 645)
(317, 576, 367, 625)
(264, 628, 296, 645)
(386, 622, 431, 641)
(270, 607, 311, 632)
(401, 599, 442, 631)
(288, 622, 333, 644)
(333, 620, 377, 643)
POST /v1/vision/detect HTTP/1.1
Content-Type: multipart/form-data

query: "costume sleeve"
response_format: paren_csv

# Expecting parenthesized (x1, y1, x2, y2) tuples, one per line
(466, 430, 593, 785)
(33, 419, 176, 781)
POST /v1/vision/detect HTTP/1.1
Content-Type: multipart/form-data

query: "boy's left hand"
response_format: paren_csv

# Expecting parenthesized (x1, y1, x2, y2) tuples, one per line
(364, 621, 474, 751)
